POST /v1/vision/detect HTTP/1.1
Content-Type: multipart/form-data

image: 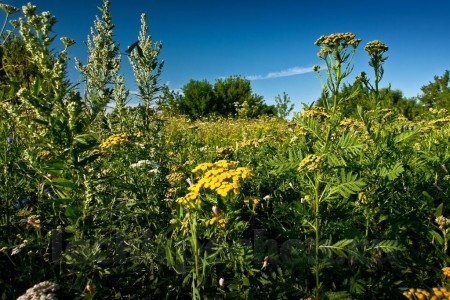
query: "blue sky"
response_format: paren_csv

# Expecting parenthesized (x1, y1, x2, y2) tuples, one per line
(6, 0, 450, 110)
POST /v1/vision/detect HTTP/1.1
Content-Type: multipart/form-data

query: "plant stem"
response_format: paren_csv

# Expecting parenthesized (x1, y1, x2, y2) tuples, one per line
(191, 218, 200, 290)
(314, 174, 321, 299)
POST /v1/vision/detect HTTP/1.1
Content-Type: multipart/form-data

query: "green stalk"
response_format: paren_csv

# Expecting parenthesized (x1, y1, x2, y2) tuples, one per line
(0, 13, 9, 36)
(190, 218, 200, 291)
(314, 174, 321, 299)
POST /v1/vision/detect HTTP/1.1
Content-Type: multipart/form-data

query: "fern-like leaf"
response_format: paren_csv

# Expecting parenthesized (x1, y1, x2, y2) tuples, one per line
(328, 170, 365, 198)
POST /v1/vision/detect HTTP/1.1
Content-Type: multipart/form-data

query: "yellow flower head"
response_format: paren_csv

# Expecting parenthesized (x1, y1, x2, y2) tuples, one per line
(99, 133, 129, 150)
(315, 32, 361, 49)
(298, 154, 324, 172)
(364, 40, 388, 55)
(176, 160, 253, 208)
(300, 107, 330, 119)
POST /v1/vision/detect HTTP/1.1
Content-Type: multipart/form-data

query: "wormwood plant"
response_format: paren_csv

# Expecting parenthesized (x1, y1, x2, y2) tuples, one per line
(0, 0, 167, 297)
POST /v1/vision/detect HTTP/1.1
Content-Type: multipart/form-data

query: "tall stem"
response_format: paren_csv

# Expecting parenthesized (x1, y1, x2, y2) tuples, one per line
(190, 218, 200, 295)
(314, 174, 321, 299)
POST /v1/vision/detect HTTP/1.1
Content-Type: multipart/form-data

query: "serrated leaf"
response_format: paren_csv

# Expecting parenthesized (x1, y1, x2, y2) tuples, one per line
(370, 240, 403, 253)
(394, 130, 418, 144)
(329, 171, 365, 198)
(379, 161, 404, 180)
(320, 239, 354, 258)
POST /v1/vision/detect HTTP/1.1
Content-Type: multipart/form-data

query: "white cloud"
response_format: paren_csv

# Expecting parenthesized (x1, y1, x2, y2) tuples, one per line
(246, 66, 315, 80)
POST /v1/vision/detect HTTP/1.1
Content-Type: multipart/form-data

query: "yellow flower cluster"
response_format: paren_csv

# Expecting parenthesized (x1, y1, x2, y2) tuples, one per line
(442, 267, 450, 277)
(99, 133, 129, 150)
(428, 117, 450, 127)
(317, 47, 332, 58)
(298, 154, 324, 172)
(436, 216, 450, 228)
(216, 146, 234, 158)
(314, 32, 361, 48)
(300, 108, 330, 119)
(239, 138, 265, 148)
(340, 117, 354, 127)
(176, 160, 253, 208)
(38, 150, 51, 158)
(244, 196, 260, 206)
(166, 172, 184, 185)
(403, 287, 450, 299)
(364, 40, 389, 55)
(205, 216, 228, 229)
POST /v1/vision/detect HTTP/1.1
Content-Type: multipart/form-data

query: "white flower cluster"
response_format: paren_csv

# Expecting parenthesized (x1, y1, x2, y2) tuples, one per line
(130, 160, 159, 173)
(17, 281, 59, 300)
(11, 239, 28, 256)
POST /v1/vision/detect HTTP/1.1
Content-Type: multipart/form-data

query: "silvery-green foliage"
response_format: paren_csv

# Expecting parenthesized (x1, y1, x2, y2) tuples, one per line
(75, 0, 122, 119)
(127, 13, 164, 110)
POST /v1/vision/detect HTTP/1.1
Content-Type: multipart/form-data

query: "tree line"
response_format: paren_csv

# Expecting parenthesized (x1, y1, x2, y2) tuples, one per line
(1, 25, 449, 120)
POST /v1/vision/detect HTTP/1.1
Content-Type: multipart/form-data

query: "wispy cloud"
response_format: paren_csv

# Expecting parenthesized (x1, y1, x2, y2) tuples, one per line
(246, 66, 315, 80)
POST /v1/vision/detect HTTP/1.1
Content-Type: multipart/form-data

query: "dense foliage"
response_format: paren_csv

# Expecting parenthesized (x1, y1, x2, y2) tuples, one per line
(168, 76, 277, 119)
(2, 1, 450, 299)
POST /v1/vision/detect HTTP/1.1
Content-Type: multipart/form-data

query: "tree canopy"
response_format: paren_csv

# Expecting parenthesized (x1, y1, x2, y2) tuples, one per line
(167, 75, 276, 119)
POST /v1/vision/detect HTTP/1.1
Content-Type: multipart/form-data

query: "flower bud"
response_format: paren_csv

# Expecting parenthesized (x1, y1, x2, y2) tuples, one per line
(219, 278, 225, 288)
(212, 205, 219, 216)
(263, 256, 269, 268)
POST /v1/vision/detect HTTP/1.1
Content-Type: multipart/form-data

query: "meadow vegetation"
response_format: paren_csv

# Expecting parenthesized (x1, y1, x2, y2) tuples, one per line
(1, 1, 450, 299)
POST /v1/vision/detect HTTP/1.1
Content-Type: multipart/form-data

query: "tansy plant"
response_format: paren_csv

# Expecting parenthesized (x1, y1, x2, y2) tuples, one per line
(172, 160, 254, 299)
(358, 40, 389, 105)
(403, 267, 450, 299)
(313, 32, 361, 112)
(286, 32, 400, 299)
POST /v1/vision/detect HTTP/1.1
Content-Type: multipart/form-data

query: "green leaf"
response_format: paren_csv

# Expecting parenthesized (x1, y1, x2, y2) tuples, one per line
(369, 240, 403, 253)
(52, 178, 76, 189)
(394, 130, 418, 144)
(379, 161, 404, 180)
(41, 159, 66, 171)
(64, 225, 78, 233)
(430, 230, 444, 246)
(77, 152, 102, 167)
(241, 275, 250, 286)
(326, 290, 352, 300)
(65, 206, 81, 220)
(435, 203, 444, 217)
(328, 171, 365, 198)
(320, 239, 354, 258)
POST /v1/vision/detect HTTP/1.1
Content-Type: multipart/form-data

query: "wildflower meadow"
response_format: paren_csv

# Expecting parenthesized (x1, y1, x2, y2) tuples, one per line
(2, 1, 450, 299)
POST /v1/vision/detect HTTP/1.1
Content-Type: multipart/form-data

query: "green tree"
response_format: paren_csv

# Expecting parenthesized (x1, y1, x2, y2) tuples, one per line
(274, 91, 294, 119)
(173, 75, 272, 119)
(179, 79, 216, 118)
(213, 75, 252, 116)
(213, 75, 271, 117)
(418, 70, 450, 108)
